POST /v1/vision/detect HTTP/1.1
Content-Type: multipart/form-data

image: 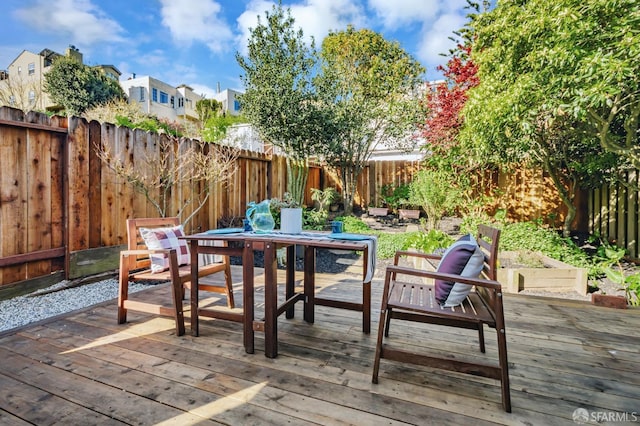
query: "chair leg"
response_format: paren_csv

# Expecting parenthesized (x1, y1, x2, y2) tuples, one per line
(372, 309, 387, 384)
(478, 323, 486, 353)
(224, 260, 235, 309)
(167, 254, 186, 336)
(384, 307, 392, 337)
(497, 329, 511, 412)
(117, 257, 129, 325)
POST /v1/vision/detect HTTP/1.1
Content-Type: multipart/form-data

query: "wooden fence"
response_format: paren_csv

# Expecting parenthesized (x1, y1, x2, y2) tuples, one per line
(0, 107, 637, 296)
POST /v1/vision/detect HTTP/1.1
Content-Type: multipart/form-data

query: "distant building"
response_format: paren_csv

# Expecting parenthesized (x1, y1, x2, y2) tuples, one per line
(119, 75, 203, 122)
(210, 88, 242, 116)
(0, 46, 121, 112)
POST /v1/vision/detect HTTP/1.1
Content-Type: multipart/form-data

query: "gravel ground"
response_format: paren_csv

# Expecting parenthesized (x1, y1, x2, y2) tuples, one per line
(0, 279, 148, 333)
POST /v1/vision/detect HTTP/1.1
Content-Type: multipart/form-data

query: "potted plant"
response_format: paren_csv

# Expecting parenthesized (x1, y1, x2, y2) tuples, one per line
(382, 183, 420, 219)
(311, 187, 341, 212)
(270, 192, 303, 234)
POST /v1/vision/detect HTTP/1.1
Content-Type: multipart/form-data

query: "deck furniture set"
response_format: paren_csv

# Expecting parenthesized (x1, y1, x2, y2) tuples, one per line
(117, 218, 510, 412)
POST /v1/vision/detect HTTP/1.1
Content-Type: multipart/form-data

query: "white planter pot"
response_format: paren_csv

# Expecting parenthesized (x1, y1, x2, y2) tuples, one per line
(280, 208, 303, 234)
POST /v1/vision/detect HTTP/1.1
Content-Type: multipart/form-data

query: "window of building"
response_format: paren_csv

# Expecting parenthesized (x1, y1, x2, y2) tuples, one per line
(152, 88, 158, 102)
(170, 96, 174, 107)
(28, 91, 35, 104)
(178, 97, 184, 108)
(9, 95, 15, 106)
(160, 91, 168, 104)
(28, 63, 35, 75)
(139, 87, 145, 101)
(17, 66, 21, 75)
(234, 100, 241, 112)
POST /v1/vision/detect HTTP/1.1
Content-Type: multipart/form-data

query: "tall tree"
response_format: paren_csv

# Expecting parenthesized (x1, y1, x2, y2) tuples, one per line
(236, 2, 327, 204)
(422, 43, 478, 172)
(461, 0, 627, 235)
(317, 26, 425, 214)
(44, 55, 124, 116)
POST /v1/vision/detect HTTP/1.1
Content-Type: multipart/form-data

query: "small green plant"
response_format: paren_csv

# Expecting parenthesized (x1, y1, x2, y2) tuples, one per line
(310, 187, 340, 211)
(380, 184, 412, 212)
(303, 209, 328, 230)
(601, 246, 640, 306)
(402, 229, 454, 254)
(408, 169, 462, 230)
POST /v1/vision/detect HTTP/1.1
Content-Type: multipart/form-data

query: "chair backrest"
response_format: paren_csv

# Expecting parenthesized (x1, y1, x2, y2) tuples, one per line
(476, 224, 501, 306)
(126, 217, 181, 271)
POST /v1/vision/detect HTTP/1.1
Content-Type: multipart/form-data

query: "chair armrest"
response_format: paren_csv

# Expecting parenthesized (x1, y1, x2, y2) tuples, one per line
(386, 264, 502, 291)
(120, 248, 176, 257)
(393, 250, 442, 266)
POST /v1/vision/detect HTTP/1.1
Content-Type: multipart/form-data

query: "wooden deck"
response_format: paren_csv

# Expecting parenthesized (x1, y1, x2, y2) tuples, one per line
(1, 265, 639, 425)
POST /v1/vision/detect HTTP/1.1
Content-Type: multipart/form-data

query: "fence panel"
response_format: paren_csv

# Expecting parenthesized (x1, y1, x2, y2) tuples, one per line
(2, 109, 639, 290)
(0, 108, 66, 287)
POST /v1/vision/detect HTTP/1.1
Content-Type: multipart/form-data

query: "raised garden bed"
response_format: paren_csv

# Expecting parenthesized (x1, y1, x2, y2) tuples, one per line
(497, 251, 588, 295)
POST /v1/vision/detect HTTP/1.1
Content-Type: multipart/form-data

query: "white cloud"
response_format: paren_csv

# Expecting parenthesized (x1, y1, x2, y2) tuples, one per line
(417, 12, 467, 72)
(13, 0, 125, 45)
(189, 83, 218, 98)
(368, 0, 439, 29)
(236, 0, 367, 56)
(159, 0, 234, 54)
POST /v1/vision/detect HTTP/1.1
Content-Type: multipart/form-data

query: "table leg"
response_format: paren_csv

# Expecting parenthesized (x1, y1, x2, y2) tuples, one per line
(190, 240, 200, 337)
(243, 241, 255, 354)
(263, 241, 278, 358)
(285, 244, 296, 319)
(363, 246, 370, 334)
(304, 246, 315, 323)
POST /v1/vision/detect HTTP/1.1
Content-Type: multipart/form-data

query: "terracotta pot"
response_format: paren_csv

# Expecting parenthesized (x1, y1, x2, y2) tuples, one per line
(591, 294, 628, 309)
(398, 209, 420, 220)
(368, 207, 389, 217)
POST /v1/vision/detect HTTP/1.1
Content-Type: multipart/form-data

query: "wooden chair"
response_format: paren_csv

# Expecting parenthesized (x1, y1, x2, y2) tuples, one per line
(117, 217, 234, 336)
(372, 224, 511, 412)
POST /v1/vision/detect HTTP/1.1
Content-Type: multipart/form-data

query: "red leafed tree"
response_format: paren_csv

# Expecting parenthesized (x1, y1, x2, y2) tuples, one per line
(422, 44, 478, 158)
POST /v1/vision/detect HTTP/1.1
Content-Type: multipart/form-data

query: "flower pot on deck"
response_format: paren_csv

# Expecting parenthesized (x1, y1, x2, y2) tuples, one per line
(591, 294, 628, 309)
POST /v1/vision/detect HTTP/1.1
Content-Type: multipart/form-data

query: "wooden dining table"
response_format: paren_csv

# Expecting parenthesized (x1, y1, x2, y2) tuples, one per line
(182, 230, 376, 358)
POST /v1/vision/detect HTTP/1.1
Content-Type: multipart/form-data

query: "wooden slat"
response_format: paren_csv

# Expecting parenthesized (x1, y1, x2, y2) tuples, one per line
(1, 266, 639, 424)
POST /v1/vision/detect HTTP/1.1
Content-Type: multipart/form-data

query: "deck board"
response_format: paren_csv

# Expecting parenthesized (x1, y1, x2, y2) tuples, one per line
(1, 265, 639, 425)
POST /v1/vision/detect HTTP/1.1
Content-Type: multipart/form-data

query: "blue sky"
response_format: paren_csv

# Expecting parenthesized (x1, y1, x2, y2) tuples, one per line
(0, 0, 473, 98)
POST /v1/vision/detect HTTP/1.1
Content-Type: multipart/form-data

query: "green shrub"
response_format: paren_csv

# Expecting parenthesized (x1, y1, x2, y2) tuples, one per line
(402, 229, 454, 254)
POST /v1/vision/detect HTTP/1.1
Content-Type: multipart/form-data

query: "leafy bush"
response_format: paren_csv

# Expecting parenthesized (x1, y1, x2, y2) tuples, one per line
(409, 169, 462, 230)
(402, 229, 454, 254)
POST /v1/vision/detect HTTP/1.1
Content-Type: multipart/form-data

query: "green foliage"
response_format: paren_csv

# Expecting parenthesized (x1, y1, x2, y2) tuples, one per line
(600, 245, 640, 305)
(195, 99, 222, 123)
(499, 222, 602, 277)
(201, 113, 246, 143)
(310, 187, 341, 211)
(340, 215, 373, 233)
(402, 229, 454, 254)
(317, 26, 426, 214)
(236, 2, 326, 204)
(303, 209, 328, 230)
(380, 184, 411, 212)
(409, 169, 463, 230)
(44, 55, 124, 116)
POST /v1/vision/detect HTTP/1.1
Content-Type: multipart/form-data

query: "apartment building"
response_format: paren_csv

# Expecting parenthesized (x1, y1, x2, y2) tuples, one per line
(0, 45, 121, 112)
(120, 75, 203, 122)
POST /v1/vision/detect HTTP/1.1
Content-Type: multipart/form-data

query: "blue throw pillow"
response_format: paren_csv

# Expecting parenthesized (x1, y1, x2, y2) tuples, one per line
(434, 234, 484, 307)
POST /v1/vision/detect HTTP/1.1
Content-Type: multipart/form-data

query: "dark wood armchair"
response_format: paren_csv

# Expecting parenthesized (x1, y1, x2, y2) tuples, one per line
(372, 224, 511, 412)
(117, 217, 234, 336)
